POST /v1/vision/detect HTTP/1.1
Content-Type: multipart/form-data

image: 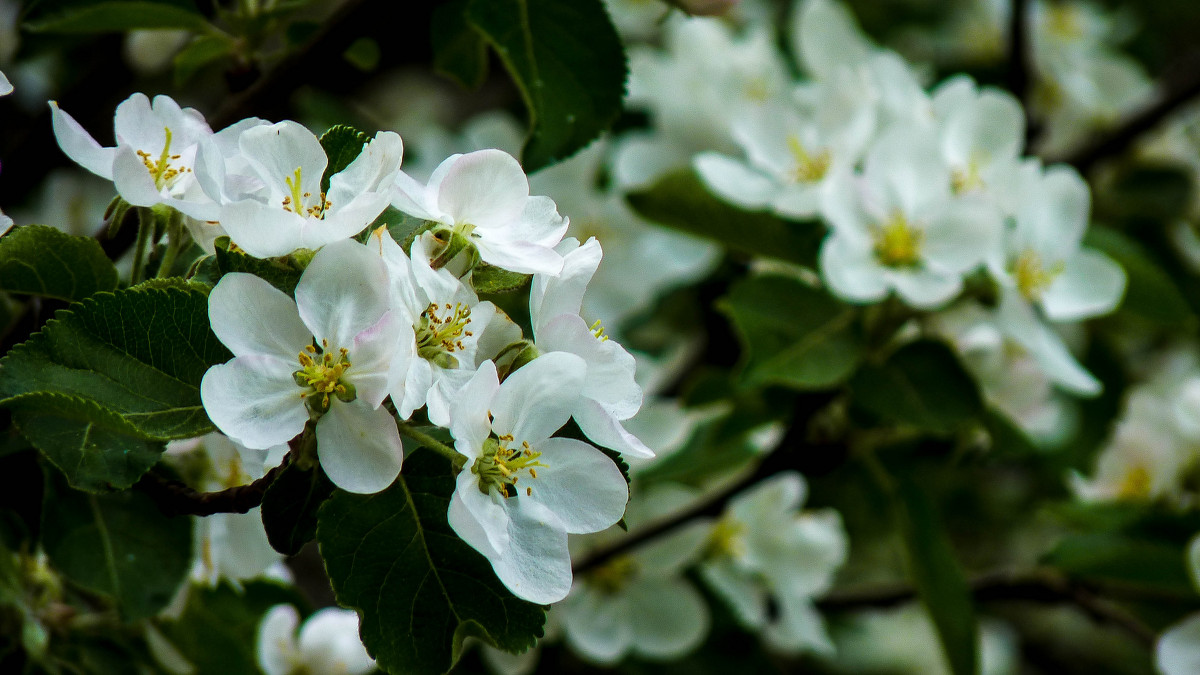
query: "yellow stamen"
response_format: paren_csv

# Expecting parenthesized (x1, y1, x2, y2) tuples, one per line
(1117, 465, 1152, 501)
(472, 435, 548, 498)
(787, 135, 831, 183)
(293, 341, 354, 412)
(872, 211, 923, 268)
(1012, 249, 1063, 301)
(589, 556, 639, 595)
(590, 319, 609, 342)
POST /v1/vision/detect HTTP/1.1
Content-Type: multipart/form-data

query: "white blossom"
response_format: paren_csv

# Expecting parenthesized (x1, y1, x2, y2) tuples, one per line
(257, 605, 374, 675)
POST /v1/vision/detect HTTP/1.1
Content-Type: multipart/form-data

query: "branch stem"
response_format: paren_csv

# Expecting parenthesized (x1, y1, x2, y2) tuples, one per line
(396, 421, 464, 469)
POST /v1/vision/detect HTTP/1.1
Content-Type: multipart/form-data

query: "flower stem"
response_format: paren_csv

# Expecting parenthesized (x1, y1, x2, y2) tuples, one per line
(155, 210, 185, 278)
(130, 207, 154, 285)
(396, 420, 464, 469)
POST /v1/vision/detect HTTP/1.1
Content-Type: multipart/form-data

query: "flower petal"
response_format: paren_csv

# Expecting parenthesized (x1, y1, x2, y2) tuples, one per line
(573, 398, 654, 459)
(537, 313, 642, 417)
(208, 272, 311, 360)
(563, 586, 632, 665)
(201, 355, 307, 449)
(49, 101, 116, 179)
(488, 498, 571, 604)
(296, 608, 375, 675)
(449, 361, 500, 458)
(527, 437, 628, 534)
(1041, 248, 1126, 321)
(448, 469, 510, 558)
(626, 577, 710, 659)
(530, 237, 602, 333)
(295, 239, 391, 349)
(437, 149, 529, 227)
(315, 401, 404, 494)
(219, 200, 307, 259)
(1158, 613, 1200, 675)
(491, 352, 586, 444)
(693, 152, 778, 211)
(257, 604, 300, 675)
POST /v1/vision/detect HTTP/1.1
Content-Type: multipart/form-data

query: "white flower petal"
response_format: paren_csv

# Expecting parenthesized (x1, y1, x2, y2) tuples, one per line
(764, 593, 834, 655)
(208, 273, 311, 360)
(563, 587, 632, 665)
(693, 153, 778, 211)
(327, 130, 404, 206)
(49, 101, 116, 179)
(437, 149, 529, 227)
(240, 121, 327, 200)
(699, 559, 768, 629)
(819, 233, 889, 304)
(530, 237, 602, 333)
(219, 201, 308, 259)
(111, 144, 166, 207)
(890, 268, 962, 309)
(295, 239, 391, 349)
(1159, 614, 1200, 675)
(201, 355, 307, 449)
(474, 237, 565, 275)
(626, 577, 710, 660)
(491, 352, 586, 444)
(537, 314, 641, 417)
(1041, 248, 1126, 321)
(449, 469, 510, 557)
(573, 399, 654, 459)
(489, 498, 571, 604)
(449, 361, 500, 458)
(257, 604, 300, 675)
(525, 437, 627, 534)
(315, 401, 404, 494)
(296, 608, 375, 675)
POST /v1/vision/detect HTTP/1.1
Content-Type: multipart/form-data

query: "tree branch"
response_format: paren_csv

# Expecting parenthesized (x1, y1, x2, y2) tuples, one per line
(819, 570, 1159, 647)
(135, 444, 295, 517)
(1008, 0, 1032, 127)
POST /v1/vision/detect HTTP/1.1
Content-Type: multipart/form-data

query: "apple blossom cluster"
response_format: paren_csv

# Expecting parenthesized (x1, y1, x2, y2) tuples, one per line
(49, 94, 653, 606)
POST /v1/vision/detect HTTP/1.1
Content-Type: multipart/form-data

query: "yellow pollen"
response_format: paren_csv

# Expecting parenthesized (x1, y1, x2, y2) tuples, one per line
(1012, 249, 1063, 301)
(472, 435, 548, 498)
(135, 126, 191, 190)
(786, 135, 832, 183)
(590, 319, 609, 342)
(416, 302, 473, 362)
(951, 158, 984, 193)
(744, 77, 771, 103)
(706, 518, 748, 558)
(282, 167, 332, 218)
(872, 212, 923, 268)
(1117, 465, 1152, 501)
(1046, 5, 1083, 41)
(293, 341, 353, 411)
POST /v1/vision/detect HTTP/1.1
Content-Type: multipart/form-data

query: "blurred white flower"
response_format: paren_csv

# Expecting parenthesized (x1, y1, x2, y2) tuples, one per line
(257, 605, 375, 675)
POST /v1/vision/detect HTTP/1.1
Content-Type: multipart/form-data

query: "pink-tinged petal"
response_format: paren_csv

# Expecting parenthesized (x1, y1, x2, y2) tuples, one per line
(296, 608, 375, 675)
(315, 401, 403, 494)
(491, 352, 586, 444)
(209, 272, 311, 359)
(240, 121, 327, 199)
(111, 144, 165, 207)
(449, 469, 510, 557)
(526, 437, 627, 534)
(694, 152, 778, 211)
(49, 101, 116, 179)
(257, 605, 300, 675)
(220, 200, 308, 258)
(449, 361, 499, 458)
(488, 498, 571, 604)
(390, 170, 440, 221)
(819, 233, 889, 304)
(1042, 248, 1126, 322)
(346, 310, 402, 408)
(574, 400, 654, 458)
(437, 149, 529, 227)
(201, 355, 307, 449)
(537, 314, 642, 417)
(474, 237, 564, 275)
(295, 239, 391, 348)
(530, 237, 602, 333)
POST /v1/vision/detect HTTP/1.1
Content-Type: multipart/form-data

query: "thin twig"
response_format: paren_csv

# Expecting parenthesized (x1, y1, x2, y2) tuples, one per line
(1008, 0, 1032, 122)
(135, 442, 296, 517)
(819, 570, 1160, 647)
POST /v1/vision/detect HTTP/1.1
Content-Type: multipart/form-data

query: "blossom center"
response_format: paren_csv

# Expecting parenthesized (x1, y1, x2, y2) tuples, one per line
(1012, 249, 1063, 301)
(706, 517, 748, 558)
(787, 135, 831, 183)
(1117, 465, 1151, 500)
(951, 158, 984, 193)
(136, 126, 191, 191)
(590, 319, 609, 342)
(282, 167, 332, 219)
(872, 212, 923, 268)
(472, 434, 547, 498)
(588, 555, 639, 595)
(416, 302, 473, 368)
(293, 340, 355, 413)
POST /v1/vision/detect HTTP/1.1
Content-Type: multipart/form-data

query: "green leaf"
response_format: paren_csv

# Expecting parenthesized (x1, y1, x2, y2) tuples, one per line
(173, 34, 235, 85)
(1085, 227, 1195, 328)
(317, 450, 545, 675)
(719, 274, 863, 390)
(626, 170, 825, 267)
(213, 236, 304, 296)
(850, 340, 983, 434)
(260, 462, 334, 556)
(432, 0, 489, 89)
(1101, 164, 1194, 222)
(158, 581, 306, 675)
(7, 394, 164, 492)
(1043, 532, 1192, 594)
(23, 0, 207, 33)
(319, 124, 371, 194)
(896, 480, 978, 675)
(472, 264, 531, 294)
(0, 284, 231, 489)
(41, 469, 192, 621)
(466, 0, 627, 171)
(0, 225, 119, 301)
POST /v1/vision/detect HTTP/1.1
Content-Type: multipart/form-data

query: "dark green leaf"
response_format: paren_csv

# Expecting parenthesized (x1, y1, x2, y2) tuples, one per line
(0, 284, 230, 489)
(1086, 228, 1194, 328)
(260, 462, 335, 556)
(627, 170, 825, 267)
(158, 581, 306, 675)
(8, 394, 164, 492)
(1043, 532, 1192, 594)
(432, 0, 489, 89)
(343, 37, 381, 71)
(213, 236, 304, 296)
(0, 225, 119, 301)
(466, 0, 627, 171)
(173, 35, 235, 85)
(719, 274, 863, 389)
(41, 470, 192, 620)
(1101, 164, 1193, 222)
(896, 480, 978, 675)
(317, 450, 545, 675)
(850, 340, 983, 434)
(472, 264, 531, 294)
(319, 124, 371, 194)
(23, 0, 207, 32)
